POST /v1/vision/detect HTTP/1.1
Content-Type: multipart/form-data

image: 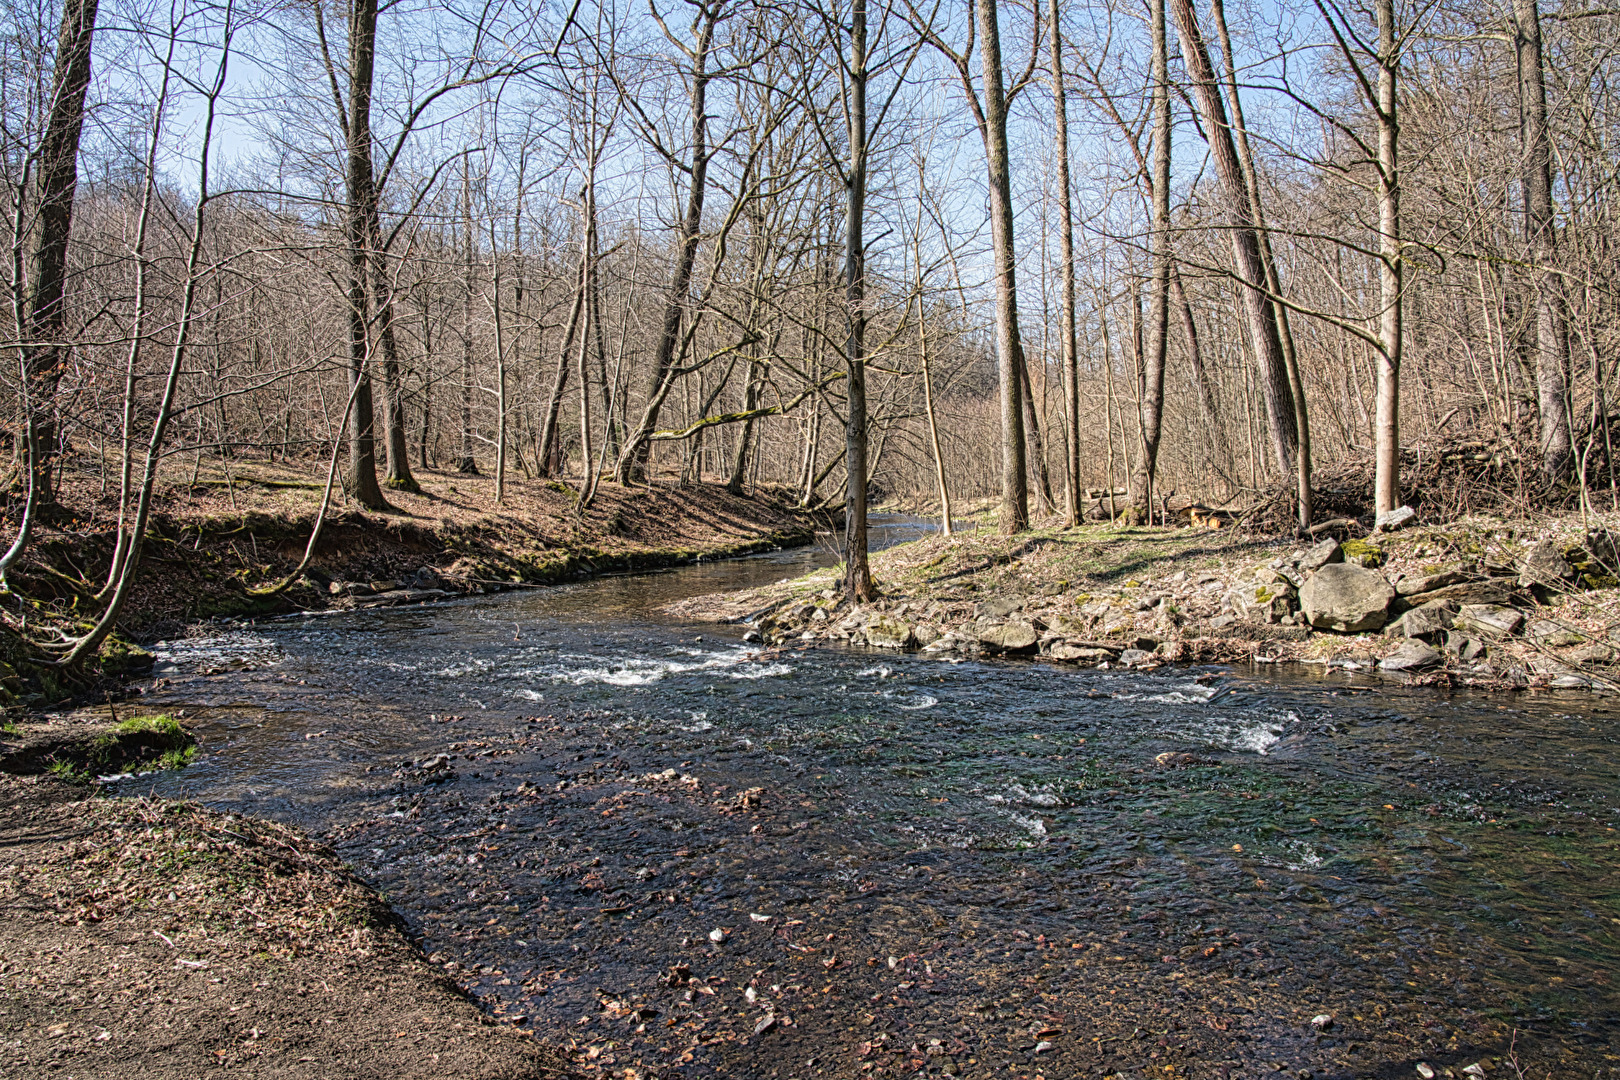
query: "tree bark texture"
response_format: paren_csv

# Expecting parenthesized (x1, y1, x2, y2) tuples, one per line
(1170, 0, 1299, 478)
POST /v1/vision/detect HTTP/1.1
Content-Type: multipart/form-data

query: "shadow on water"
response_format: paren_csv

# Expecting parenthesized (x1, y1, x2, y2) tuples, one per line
(128, 515, 1619, 1078)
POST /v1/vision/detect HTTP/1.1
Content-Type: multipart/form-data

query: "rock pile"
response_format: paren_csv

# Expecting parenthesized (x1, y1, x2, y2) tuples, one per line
(747, 527, 1619, 688)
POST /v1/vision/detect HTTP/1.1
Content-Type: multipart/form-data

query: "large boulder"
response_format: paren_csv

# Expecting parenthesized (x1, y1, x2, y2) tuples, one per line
(1299, 563, 1395, 633)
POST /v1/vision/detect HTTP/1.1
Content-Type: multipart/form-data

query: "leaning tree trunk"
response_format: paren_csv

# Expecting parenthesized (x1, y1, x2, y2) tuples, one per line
(615, 7, 718, 485)
(1211, 0, 1311, 528)
(1130, 0, 1172, 525)
(19, 0, 99, 508)
(1170, 0, 1298, 478)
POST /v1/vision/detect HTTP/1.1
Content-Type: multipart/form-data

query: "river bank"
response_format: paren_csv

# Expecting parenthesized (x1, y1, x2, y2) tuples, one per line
(0, 769, 578, 1079)
(668, 512, 1620, 691)
(0, 464, 811, 707)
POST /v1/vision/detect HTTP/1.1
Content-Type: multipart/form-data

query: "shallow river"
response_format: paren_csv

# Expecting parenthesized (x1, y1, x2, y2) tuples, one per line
(132, 518, 1618, 1080)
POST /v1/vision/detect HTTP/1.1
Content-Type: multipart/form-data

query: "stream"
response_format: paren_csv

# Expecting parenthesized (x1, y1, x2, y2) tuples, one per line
(126, 517, 1619, 1079)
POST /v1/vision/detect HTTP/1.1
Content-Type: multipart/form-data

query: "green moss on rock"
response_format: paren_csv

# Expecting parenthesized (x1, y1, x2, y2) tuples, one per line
(1340, 539, 1386, 568)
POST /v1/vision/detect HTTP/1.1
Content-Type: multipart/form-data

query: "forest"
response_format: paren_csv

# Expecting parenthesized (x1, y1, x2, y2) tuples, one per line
(3, 0, 1615, 634)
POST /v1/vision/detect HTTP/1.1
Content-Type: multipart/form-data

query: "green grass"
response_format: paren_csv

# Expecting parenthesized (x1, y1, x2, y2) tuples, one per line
(81, 714, 196, 775)
(111, 714, 187, 740)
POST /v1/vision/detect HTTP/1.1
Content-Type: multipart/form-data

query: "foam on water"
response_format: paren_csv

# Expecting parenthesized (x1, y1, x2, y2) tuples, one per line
(151, 631, 282, 671)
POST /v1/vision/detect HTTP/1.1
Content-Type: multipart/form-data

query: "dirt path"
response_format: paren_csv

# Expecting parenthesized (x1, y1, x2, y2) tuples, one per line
(0, 774, 577, 1079)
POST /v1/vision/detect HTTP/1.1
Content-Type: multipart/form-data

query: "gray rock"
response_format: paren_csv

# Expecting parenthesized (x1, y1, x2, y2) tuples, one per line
(978, 619, 1038, 653)
(1045, 615, 1088, 637)
(1519, 539, 1576, 588)
(1584, 527, 1620, 570)
(1049, 643, 1114, 661)
(1119, 648, 1155, 666)
(1299, 563, 1396, 633)
(1442, 630, 1488, 660)
(1395, 568, 1469, 596)
(1379, 641, 1442, 671)
(865, 616, 914, 649)
(1375, 505, 1417, 532)
(1393, 578, 1514, 610)
(1455, 603, 1525, 638)
(1525, 618, 1584, 647)
(912, 624, 940, 648)
(1570, 642, 1615, 665)
(1298, 539, 1343, 572)
(1384, 600, 1455, 640)
(978, 596, 1025, 618)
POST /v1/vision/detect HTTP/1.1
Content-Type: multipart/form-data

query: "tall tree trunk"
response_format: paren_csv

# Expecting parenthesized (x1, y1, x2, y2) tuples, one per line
(370, 214, 417, 492)
(1211, 0, 1311, 527)
(1513, 0, 1571, 483)
(1170, 265, 1235, 479)
(574, 186, 596, 502)
(537, 264, 584, 477)
(1020, 355, 1054, 512)
(918, 280, 953, 535)
(19, 0, 99, 507)
(1374, 0, 1402, 517)
(1170, 0, 1298, 478)
(844, 0, 874, 602)
(342, 0, 389, 510)
(976, 0, 1029, 534)
(616, 5, 719, 485)
(727, 360, 762, 494)
(490, 234, 508, 503)
(1130, 0, 1172, 525)
(1050, 0, 1080, 527)
(455, 164, 478, 474)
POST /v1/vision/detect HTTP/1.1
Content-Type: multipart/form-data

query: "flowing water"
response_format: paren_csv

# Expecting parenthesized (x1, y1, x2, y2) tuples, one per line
(127, 517, 1619, 1079)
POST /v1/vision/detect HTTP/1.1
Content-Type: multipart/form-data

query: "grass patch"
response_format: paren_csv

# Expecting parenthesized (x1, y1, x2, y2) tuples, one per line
(80, 714, 196, 775)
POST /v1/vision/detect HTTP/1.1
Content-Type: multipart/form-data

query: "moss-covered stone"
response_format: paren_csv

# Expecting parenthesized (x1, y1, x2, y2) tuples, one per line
(96, 634, 155, 676)
(1340, 539, 1386, 568)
